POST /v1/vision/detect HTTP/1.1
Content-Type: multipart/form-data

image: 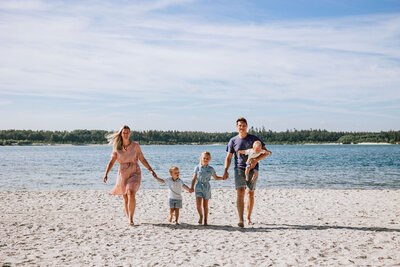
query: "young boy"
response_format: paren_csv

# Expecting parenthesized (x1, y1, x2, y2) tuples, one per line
(238, 141, 271, 182)
(153, 166, 193, 225)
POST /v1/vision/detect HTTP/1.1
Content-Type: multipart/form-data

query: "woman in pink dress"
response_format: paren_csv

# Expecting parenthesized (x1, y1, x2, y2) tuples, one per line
(103, 125, 157, 226)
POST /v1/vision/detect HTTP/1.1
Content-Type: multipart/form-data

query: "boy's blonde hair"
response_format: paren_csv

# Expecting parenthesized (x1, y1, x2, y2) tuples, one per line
(169, 166, 179, 175)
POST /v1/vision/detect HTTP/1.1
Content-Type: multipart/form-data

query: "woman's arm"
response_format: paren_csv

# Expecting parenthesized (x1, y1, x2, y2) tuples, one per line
(138, 153, 157, 178)
(103, 158, 117, 183)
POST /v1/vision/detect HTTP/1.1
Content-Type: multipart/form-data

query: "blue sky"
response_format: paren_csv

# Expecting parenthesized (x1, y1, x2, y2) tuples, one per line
(0, 0, 399, 132)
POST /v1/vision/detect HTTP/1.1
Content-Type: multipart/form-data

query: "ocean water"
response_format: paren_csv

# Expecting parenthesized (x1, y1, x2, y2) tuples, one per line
(0, 145, 399, 191)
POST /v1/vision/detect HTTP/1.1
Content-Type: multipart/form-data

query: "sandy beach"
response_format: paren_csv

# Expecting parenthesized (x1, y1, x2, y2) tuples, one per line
(1, 189, 399, 266)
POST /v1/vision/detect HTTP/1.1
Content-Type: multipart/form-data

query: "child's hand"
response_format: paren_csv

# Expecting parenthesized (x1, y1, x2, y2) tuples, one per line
(189, 188, 194, 193)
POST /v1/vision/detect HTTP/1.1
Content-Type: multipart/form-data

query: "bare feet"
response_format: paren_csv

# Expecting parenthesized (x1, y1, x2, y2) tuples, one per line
(204, 220, 208, 226)
(169, 216, 173, 223)
(126, 222, 134, 226)
(198, 216, 203, 225)
(174, 221, 180, 225)
(238, 221, 244, 228)
(247, 219, 254, 225)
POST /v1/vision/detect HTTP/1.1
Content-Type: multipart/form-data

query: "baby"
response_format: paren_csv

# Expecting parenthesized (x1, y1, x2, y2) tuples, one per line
(238, 141, 271, 182)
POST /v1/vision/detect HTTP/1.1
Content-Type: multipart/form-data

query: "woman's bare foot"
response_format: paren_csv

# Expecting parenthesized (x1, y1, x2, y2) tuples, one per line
(174, 221, 180, 225)
(126, 221, 134, 226)
(247, 219, 254, 225)
(204, 220, 208, 226)
(238, 221, 244, 228)
(169, 216, 173, 223)
(198, 216, 203, 225)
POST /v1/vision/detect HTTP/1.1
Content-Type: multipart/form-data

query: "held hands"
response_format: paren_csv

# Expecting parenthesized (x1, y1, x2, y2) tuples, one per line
(189, 188, 194, 193)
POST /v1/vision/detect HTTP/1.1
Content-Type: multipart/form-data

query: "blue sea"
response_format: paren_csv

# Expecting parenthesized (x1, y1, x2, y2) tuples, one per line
(0, 145, 399, 191)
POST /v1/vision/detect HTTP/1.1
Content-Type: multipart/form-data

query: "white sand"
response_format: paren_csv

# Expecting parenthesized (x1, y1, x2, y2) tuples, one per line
(1, 189, 400, 266)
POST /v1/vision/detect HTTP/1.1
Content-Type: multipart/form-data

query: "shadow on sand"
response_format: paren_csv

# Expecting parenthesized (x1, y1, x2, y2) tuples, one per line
(142, 222, 400, 233)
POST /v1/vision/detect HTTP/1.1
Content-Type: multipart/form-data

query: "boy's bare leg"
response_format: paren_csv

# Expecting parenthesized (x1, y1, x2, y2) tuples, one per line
(169, 208, 174, 223)
(251, 170, 258, 183)
(196, 197, 203, 224)
(246, 190, 255, 225)
(203, 199, 209, 226)
(245, 167, 250, 181)
(175, 208, 180, 225)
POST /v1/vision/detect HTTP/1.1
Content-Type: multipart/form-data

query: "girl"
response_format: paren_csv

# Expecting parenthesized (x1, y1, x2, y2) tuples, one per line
(190, 151, 225, 225)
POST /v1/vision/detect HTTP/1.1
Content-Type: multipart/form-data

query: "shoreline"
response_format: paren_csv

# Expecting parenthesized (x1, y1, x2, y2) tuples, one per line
(1, 142, 397, 146)
(1, 189, 399, 266)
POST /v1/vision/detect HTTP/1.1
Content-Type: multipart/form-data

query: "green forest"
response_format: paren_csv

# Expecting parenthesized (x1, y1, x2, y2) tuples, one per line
(0, 128, 399, 145)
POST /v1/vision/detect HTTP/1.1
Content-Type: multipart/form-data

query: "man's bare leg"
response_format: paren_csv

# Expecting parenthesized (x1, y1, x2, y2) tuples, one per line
(246, 190, 255, 225)
(237, 187, 246, 227)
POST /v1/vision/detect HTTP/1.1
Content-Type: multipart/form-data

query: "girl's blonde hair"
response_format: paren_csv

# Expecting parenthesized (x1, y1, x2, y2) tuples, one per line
(200, 151, 211, 164)
(106, 125, 130, 151)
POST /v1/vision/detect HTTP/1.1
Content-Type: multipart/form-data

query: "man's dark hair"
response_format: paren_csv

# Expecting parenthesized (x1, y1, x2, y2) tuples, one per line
(236, 117, 247, 125)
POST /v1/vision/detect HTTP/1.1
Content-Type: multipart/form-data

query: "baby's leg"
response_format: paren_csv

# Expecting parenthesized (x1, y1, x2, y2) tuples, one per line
(169, 208, 174, 223)
(251, 170, 258, 183)
(175, 208, 180, 225)
(245, 167, 251, 181)
(196, 197, 203, 224)
(203, 199, 209, 226)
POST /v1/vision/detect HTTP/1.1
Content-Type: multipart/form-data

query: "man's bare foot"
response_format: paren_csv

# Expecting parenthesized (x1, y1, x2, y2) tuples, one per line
(204, 220, 208, 226)
(238, 221, 244, 228)
(126, 222, 134, 226)
(247, 219, 254, 225)
(174, 221, 180, 225)
(169, 216, 173, 223)
(198, 216, 203, 224)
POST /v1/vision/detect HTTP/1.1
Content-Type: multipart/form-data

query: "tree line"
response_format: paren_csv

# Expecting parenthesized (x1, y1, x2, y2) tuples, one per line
(0, 128, 399, 145)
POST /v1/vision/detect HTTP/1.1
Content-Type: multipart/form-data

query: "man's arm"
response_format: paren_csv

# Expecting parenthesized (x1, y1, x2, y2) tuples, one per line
(223, 152, 233, 179)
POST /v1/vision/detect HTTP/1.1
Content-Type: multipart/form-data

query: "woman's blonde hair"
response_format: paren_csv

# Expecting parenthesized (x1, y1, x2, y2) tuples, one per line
(106, 125, 130, 151)
(200, 151, 211, 164)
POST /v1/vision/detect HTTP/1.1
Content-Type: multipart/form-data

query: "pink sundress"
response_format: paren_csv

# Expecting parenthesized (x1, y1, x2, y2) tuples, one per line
(110, 141, 142, 195)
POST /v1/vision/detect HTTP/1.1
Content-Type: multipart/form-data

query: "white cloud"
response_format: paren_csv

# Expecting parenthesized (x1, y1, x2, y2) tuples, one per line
(0, 1, 399, 131)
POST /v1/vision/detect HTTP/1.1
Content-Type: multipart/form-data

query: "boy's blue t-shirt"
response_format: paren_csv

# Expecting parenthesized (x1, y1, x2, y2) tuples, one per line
(226, 134, 265, 170)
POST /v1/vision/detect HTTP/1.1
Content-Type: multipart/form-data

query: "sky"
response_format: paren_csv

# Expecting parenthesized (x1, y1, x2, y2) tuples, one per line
(0, 0, 399, 132)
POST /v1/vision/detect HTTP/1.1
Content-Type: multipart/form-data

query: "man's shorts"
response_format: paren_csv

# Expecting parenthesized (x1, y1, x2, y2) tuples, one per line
(234, 168, 257, 191)
(169, 198, 182, 209)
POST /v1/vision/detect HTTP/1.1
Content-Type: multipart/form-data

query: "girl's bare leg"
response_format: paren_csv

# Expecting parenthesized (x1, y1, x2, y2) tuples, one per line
(123, 194, 129, 217)
(169, 208, 174, 223)
(127, 190, 136, 226)
(203, 199, 209, 226)
(196, 197, 203, 224)
(174, 209, 180, 225)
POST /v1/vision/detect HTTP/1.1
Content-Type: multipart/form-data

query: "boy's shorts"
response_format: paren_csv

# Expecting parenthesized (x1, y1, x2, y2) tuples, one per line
(234, 168, 257, 191)
(169, 198, 182, 209)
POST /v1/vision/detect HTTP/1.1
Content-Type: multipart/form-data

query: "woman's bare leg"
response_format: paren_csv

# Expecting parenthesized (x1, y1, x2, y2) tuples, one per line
(127, 190, 136, 226)
(123, 194, 129, 217)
